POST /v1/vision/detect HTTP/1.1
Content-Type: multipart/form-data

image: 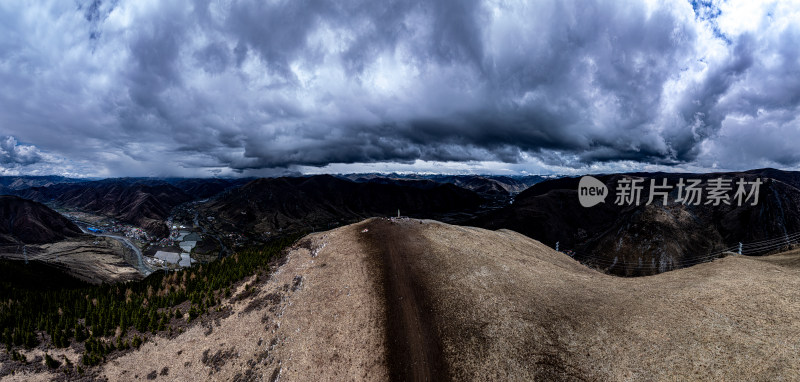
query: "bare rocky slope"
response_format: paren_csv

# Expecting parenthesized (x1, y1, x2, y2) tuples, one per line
(10, 218, 800, 381)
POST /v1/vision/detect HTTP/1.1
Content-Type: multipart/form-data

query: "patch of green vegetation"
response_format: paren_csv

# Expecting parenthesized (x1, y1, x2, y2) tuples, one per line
(9, 349, 26, 363)
(0, 234, 300, 367)
(45, 353, 61, 369)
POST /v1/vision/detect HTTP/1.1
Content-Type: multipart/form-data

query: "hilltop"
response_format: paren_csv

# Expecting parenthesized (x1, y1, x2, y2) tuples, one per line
(7, 218, 797, 380)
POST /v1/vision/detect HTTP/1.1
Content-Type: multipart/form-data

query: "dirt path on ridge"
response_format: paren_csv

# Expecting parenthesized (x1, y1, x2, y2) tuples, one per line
(360, 218, 450, 382)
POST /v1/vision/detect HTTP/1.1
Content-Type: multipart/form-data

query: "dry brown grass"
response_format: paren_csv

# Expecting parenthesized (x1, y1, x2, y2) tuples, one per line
(18, 218, 799, 381)
(362, 218, 800, 381)
(99, 221, 388, 381)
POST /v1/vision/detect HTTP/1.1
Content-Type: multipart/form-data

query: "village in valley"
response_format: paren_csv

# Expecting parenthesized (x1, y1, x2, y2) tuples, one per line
(54, 202, 238, 274)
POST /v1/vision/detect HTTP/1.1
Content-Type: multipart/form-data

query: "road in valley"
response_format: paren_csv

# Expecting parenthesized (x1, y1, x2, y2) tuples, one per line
(80, 227, 154, 276)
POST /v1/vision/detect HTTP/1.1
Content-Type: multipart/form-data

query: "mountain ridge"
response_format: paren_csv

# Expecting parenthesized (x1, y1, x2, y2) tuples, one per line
(0, 195, 84, 245)
(476, 168, 800, 275)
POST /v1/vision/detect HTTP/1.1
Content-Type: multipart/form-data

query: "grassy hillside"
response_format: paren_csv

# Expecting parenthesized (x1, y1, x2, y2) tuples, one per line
(0, 234, 300, 377)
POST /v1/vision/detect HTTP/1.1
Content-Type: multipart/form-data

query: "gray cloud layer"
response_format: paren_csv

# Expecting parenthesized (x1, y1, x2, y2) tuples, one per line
(1, 0, 800, 176)
(0, 136, 42, 166)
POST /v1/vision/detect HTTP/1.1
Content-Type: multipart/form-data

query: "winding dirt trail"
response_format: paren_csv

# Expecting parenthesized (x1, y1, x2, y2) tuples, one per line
(360, 218, 450, 381)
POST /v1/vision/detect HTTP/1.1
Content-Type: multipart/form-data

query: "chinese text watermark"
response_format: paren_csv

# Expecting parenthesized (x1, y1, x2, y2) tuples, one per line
(578, 176, 762, 207)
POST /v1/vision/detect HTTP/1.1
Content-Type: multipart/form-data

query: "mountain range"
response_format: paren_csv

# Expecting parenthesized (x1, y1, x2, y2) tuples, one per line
(5, 169, 800, 278)
(343, 173, 546, 199)
(475, 168, 800, 275)
(200, 175, 485, 236)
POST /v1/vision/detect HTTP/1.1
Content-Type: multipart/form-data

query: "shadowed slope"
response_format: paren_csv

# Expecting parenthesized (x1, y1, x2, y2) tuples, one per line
(476, 168, 800, 275)
(201, 175, 484, 235)
(0, 195, 83, 244)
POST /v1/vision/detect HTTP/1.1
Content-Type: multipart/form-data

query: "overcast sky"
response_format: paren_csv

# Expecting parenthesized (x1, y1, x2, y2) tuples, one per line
(1, 0, 800, 177)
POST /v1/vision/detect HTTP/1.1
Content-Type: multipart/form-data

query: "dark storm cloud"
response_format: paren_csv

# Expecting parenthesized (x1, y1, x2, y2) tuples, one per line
(2, 0, 800, 176)
(81, 0, 118, 41)
(214, 0, 700, 169)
